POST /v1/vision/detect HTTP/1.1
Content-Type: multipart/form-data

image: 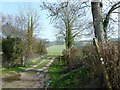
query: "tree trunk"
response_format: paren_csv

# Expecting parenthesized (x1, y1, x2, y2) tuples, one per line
(91, 2, 105, 42)
(65, 28, 73, 49)
(26, 17, 33, 61)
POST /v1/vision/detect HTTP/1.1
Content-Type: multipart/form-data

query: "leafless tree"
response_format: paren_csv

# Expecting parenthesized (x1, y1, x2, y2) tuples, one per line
(17, 4, 41, 61)
(2, 14, 26, 39)
(2, 4, 41, 62)
(41, 2, 89, 49)
(91, 1, 120, 42)
(103, 0, 120, 40)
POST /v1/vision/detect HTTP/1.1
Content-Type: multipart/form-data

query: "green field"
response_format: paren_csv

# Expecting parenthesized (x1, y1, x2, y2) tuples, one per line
(47, 45, 65, 55)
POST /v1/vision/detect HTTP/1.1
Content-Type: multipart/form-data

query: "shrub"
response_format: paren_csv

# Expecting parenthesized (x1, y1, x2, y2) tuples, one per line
(62, 49, 69, 64)
(100, 41, 120, 89)
(62, 46, 101, 71)
(62, 41, 120, 89)
(2, 36, 24, 67)
(69, 48, 84, 66)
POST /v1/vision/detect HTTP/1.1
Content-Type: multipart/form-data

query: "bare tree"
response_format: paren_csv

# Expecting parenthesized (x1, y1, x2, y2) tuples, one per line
(103, 1, 120, 40)
(17, 4, 41, 61)
(2, 14, 26, 39)
(41, 2, 88, 49)
(91, 1, 120, 42)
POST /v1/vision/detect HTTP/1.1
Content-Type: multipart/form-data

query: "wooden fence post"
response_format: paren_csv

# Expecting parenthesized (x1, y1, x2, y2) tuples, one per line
(93, 38, 112, 90)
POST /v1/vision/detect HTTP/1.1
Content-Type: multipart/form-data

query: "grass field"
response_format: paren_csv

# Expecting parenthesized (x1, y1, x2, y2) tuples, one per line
(47, 45, 65, 55)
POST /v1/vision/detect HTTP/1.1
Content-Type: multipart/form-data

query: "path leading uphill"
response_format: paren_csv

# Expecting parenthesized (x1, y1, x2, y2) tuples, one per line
(2, 56, 55, 88)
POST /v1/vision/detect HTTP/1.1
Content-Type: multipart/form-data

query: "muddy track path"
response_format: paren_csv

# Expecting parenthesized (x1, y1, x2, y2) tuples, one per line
(2, 56, 55, 88)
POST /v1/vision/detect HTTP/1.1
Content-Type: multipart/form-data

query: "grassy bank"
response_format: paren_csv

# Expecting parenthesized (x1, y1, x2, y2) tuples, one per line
(47, 59, 94, 88)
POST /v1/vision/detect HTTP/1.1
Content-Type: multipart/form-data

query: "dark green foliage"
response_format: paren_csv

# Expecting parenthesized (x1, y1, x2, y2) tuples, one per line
(2, 36, 14, 61)
(2, 36, 24, 67)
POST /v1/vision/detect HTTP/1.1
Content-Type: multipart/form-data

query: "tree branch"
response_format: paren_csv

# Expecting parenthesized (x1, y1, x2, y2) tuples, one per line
(103, 1, 120, 30)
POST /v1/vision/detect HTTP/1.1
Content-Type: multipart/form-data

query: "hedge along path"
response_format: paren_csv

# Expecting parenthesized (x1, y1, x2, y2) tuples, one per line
(93, 38, 112, 90)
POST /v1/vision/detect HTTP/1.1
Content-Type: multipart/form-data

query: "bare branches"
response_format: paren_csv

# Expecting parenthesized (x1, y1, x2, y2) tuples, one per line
(40, 2, 69, 23)
(41, 2, 89, 48)
(112, 12, 120, 14)
(18, 4, 41, 32)
(102, 1, 120, 40)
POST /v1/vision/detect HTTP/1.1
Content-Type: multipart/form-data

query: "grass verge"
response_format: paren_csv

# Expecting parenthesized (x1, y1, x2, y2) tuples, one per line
(47, 59, 92, 88)
(2, 55, 49, 77)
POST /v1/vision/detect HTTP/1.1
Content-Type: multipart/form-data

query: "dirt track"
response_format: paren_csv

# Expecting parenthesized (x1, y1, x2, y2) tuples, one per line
(2, 57, 54, 88)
